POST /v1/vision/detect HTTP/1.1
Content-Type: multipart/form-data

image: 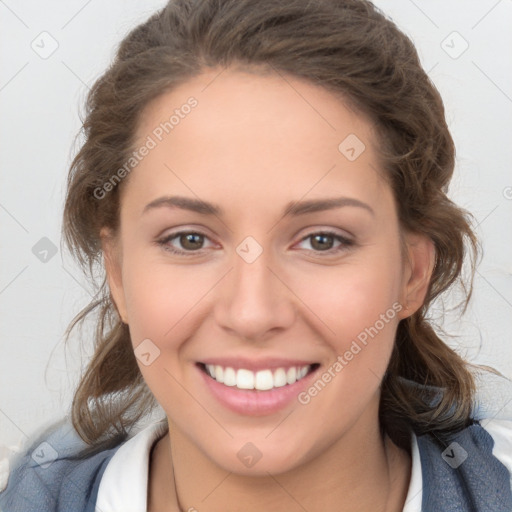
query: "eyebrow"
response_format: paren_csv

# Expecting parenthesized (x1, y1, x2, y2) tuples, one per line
(142, 195, 375, 217)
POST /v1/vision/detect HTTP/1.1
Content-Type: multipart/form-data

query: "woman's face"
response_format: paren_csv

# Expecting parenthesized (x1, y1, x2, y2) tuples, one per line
(103, 67, 433, 475)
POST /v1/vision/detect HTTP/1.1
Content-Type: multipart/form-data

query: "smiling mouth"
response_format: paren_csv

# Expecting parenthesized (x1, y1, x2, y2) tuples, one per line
(198, 362, 320, 391)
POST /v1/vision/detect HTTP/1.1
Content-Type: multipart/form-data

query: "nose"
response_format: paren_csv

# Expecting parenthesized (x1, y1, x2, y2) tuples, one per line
(214, 244, 296, 342)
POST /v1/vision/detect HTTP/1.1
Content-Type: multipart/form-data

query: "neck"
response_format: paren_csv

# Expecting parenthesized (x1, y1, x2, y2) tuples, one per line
(149, 411, 411, 512)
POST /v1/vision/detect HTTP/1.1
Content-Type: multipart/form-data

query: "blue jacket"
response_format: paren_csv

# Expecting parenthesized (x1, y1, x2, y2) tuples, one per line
(1, 418, 511, 511)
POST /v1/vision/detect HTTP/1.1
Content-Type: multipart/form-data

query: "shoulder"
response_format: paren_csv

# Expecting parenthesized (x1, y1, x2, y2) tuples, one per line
(0, 418, 126, 512)
(416, 418, 512, 512)
(480, 417, 512, 486)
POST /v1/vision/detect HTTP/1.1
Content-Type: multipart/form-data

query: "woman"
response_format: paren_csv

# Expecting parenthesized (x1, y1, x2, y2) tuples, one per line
(1, 0, 511, 510)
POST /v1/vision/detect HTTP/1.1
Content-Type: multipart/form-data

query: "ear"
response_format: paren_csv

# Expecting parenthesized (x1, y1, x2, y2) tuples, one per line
(100, 227, 129, 324)
(398, 232, 436, 320)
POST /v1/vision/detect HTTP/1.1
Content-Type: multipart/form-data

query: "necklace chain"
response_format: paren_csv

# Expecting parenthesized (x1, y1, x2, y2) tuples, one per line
(169, 430, 185, 512)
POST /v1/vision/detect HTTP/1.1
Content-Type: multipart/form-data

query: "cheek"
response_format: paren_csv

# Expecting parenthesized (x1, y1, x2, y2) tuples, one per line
(120, 256, 207, 410)
(296, 251, 403, 344)
(289, 245, 404, 399)
(290, 264, 403, 438)
(120, 251, 213, 344)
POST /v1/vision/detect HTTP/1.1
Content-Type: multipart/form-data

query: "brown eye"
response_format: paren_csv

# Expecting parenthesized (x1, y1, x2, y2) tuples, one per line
(157, 231, 214, 255)
(296, 231, 354, 255)
(179, 233, 205, 250)
(310, 233, 335, 251)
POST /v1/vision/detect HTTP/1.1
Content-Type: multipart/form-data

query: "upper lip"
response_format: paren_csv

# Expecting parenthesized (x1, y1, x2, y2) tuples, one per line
(198, 358, 318, 372)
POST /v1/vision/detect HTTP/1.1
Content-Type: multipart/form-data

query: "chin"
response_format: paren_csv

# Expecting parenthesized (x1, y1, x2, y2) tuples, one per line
(202, 437, 314, 477)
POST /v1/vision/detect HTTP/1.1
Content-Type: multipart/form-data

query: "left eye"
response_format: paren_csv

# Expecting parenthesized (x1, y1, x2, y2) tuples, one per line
(295, 232, 353, 253)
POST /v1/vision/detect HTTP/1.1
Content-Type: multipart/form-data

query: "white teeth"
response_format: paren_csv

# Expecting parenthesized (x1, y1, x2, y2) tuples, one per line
(214, 365, 224, 383)
(204, 364, 312, 390)
(223, 367, 236, 386)
(286, 367, 297, 385)
(236, 369, 255, 389)
(273, 368, 287, 388)
(255, 369, 274, 391)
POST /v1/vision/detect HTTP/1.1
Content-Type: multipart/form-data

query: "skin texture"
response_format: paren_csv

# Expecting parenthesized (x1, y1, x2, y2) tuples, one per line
(102, 67, 435, 511)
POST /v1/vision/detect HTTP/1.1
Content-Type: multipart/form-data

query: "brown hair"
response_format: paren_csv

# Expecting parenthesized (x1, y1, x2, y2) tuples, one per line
(63, 0, 480, 451)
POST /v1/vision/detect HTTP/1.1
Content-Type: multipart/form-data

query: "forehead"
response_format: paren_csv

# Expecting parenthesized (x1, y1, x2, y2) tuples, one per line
(128, 67, 388, 213)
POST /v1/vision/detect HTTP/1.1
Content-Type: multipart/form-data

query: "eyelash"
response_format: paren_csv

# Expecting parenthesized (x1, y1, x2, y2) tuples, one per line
(156, 230, 354, 257)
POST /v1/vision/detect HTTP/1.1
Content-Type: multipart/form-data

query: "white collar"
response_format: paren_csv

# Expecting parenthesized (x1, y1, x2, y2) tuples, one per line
(96, 419, 169, 512)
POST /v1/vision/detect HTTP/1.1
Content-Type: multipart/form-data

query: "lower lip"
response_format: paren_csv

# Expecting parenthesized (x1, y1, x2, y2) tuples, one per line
(198, 365, 319, 416)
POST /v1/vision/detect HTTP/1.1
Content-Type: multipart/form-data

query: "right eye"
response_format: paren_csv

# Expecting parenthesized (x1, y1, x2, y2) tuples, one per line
(156, 230, 216, 255)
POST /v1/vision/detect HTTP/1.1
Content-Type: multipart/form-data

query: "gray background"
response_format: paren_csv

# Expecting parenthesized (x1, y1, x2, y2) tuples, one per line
(1, 0, 511, 456)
